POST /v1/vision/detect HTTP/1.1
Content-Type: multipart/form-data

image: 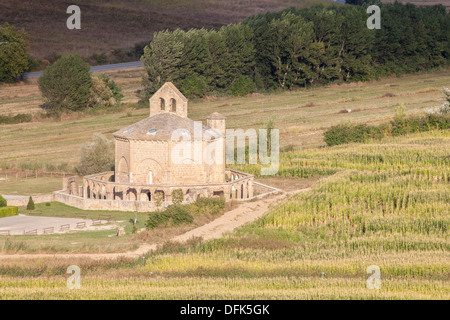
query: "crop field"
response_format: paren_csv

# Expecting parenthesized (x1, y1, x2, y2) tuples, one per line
(0, 68, 448, 176)
(0, 129, 448, 299)
(0, 0, 330, 59)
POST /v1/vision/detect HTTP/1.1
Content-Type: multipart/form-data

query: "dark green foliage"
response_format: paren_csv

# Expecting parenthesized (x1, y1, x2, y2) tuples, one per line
(140, 3, 448, 97)
(146, 196, 225, 230)
(0, 206, 18, 218)
(146, 205, 193, 230)
(180, 75, 208, 98)
(38, 54, 92, 111)
(0, 113, 32, 125)
(0, 195, 7, 207)
(0, 23, 29, 83)
(230, 75, 255, 96)
(324, 114, 450, 146)
(26, 196, 35, 211)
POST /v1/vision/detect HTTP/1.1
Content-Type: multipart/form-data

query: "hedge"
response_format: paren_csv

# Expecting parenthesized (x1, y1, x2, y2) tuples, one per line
(324, 114, 450, 146)
(0, 206, 18, 218)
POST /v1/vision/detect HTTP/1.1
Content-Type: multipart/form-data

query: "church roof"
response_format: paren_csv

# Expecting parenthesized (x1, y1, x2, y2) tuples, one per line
(155, 82, 188, 102)
(113, 113, 221, 141)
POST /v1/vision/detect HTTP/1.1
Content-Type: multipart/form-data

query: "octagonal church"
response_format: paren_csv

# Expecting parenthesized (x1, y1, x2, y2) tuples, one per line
(59, 82, 254, 212)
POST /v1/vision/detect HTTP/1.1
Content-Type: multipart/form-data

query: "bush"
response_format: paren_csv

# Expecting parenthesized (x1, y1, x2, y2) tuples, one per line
(180, 75, 208, 98)
(38, 54, 92, 111)
(76, 133, 115, 175)
(0, 206, 18, 218)
(0, 195, 7, 207)
(146, 205, 193, 230)
(172, 189, 184, 205)
(230, 75, 255, 96)
(87, 76, 116, 109)
(26, 196, 35, 211)
(0, 113, 32, 125)
(98, 74, 123, 103)
(189, 196, 225, 216)
(324, 114, 450, 146)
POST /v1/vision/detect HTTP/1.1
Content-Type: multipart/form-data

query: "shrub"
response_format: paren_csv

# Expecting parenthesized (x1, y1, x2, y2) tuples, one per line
(324, 114, 450, 146)
(172, 189, 184, 205)
(230, 75, 255, 96)
(38, 54, 92, 111)
(75, 133, 115, 175)
(146, 205, 193, 230)
(0, 195, 7, 207)
(0, 113, 32, 125)
(0, 206, 18, 218)
(26, 196, 35, 211)
(153, 192, 164, 208)
(180, 75, 208, 98)
(98, 74, 123, 103)
(189, 196, 225, 216)
(87, 76, 116, 109)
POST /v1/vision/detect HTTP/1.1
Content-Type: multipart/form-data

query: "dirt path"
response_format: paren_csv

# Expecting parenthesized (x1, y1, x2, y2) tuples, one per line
(0, 189, 306, 261)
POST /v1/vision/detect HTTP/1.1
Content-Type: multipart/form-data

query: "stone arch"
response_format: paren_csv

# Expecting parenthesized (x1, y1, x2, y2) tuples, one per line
(160, 98, 166, 111)
(117, 157, 129, 183)
(127, 188, 137, 201)
(140, 189, 151, 201)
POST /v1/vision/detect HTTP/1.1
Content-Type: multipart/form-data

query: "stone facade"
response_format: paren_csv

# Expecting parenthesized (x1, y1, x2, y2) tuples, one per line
(60, 82, 254, 211)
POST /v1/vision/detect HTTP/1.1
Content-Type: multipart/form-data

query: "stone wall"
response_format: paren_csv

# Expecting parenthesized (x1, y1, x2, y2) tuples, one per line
(4, 194, 55, 207)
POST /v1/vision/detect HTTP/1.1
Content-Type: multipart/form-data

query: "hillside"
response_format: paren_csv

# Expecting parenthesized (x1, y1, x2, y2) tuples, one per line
(0, 0, 329, 59)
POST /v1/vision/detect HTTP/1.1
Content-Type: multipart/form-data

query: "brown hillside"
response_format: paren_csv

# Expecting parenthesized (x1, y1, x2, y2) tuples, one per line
(0, 0, 329, 59)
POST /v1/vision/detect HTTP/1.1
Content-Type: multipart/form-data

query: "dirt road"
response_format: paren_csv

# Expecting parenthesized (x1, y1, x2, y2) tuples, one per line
(0, 190, 301, 261)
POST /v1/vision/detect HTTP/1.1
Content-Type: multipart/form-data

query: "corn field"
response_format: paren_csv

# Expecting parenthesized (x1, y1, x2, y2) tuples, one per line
(0, 130, 448, 299)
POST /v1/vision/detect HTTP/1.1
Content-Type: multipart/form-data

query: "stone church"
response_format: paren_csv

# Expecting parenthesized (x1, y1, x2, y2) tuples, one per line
(59, 82, 254, 212)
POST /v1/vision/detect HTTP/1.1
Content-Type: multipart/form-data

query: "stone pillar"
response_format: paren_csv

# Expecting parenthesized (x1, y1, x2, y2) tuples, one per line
(248, 180, 253, 198)
(243, 182, 248, 199)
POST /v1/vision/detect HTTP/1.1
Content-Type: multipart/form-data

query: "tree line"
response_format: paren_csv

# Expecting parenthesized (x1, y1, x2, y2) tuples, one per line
(140, 2, 449, 99)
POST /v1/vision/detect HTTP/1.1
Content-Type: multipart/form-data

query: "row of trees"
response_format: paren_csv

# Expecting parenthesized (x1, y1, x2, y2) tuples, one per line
(141, 2, 449, 98)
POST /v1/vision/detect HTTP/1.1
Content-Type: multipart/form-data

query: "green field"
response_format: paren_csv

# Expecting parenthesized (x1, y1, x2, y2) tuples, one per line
(0, 129, 448, 299)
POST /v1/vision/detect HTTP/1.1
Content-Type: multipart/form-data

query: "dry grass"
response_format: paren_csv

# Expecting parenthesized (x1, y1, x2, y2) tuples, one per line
(0, 0, 330, 59)
(0, 68, 448, 175)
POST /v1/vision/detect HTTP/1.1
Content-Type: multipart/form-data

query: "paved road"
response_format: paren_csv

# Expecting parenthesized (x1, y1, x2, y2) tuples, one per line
(23, 61, 143, 79)
(0, 214, 106, 235)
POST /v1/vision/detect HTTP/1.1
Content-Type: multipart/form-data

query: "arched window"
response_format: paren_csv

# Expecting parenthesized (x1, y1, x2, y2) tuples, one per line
(160, 98, 165, 111)
(171, 98, 177, 112)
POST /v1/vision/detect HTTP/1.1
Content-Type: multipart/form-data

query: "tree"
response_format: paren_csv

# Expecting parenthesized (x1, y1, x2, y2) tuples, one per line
(76, 133, 115, 175)
(0, 23, 29, 83)
(26, 196, 35, 211)
(38, 54, 92, 111)
(0, 195, 6, 207)
(87, 76, 116, 109)
(141, 30, 185, 99)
